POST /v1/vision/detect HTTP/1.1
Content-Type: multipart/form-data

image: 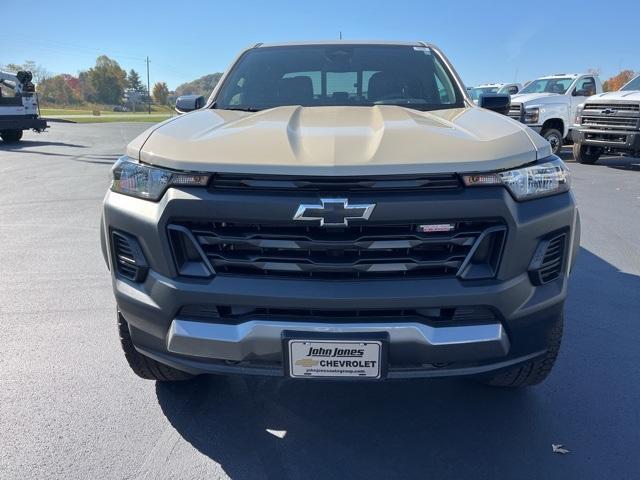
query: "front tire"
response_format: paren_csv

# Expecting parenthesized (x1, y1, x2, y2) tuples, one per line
(479, 312, 563, 387)
(541, 128, 563, 156)
(117, 311, 194, 381)
(1, 130, 23, 143)
(573, 142, 602, 164)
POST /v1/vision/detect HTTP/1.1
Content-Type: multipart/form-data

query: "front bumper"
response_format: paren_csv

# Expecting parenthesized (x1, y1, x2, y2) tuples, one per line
(102, 185, 579, 379)
(0, 116, 48, 132)
(573, 127, 640, 152)
(167, 320, 508, 362)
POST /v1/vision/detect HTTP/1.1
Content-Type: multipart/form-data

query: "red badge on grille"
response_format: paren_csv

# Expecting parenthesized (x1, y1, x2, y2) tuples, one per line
(416, 223, 455, 233)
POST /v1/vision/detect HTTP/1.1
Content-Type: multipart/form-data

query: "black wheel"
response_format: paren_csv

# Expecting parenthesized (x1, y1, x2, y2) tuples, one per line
(572, 142, 602, 164)
(1, 130, 23, 142)
(541, 128, 563, 156)
(479, 312, 563, 387)
(118, 311, 195, 381)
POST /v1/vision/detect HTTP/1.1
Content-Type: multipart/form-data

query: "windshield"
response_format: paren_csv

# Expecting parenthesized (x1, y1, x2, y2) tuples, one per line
(519, 77, 574, 95)
(214, 45, 464, 111)
(469, 87, 499, 101)
(621, 75, 640, 91)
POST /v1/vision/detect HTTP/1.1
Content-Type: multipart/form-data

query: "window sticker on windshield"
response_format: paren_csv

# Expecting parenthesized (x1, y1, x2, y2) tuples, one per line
(413, 47, 431, 55)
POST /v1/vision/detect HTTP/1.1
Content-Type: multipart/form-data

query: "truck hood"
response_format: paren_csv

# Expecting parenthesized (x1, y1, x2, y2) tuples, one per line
(130, 105, 544, 175)
(585, 90, 640, 102)
(510, 92, 565, 106)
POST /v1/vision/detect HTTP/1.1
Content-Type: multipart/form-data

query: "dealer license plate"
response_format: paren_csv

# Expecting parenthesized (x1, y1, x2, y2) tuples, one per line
(287, 339, 383, 379)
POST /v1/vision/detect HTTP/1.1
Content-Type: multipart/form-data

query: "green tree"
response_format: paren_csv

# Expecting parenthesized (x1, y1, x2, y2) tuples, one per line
(152, 81, 169, 105)
(175, 73, 223, 97)
(77, 70, 96, 103)
(3, 63, 24, 73)
(86, 55, 127, 105)
(127, 69, 144, 92)
(2, 61, 49, 83)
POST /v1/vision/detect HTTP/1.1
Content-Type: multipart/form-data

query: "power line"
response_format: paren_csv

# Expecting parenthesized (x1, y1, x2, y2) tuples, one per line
(0, 35, 147, 62)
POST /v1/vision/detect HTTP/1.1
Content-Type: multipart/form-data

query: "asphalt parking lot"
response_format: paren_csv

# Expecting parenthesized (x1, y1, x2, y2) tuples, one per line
(1, 122, 639, 480)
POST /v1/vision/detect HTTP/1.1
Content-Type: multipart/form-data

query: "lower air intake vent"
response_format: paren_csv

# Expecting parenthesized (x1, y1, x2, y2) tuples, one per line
(111, 231, 149, 282)
(178, 304, 499, 326)
(529, 231, 567, 285)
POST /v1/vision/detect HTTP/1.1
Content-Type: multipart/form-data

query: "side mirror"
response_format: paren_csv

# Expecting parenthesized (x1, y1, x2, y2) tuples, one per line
(175, 95, 205, 114)
(479, 93, 510, 115)
(573, 89, 590, 97)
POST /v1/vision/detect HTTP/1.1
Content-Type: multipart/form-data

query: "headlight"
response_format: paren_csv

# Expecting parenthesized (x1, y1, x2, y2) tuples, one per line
(575, 104, 584, 125)
(524, 107, 539, 124)
(111, 156, 210, 201)
(462, 156, 570, 201)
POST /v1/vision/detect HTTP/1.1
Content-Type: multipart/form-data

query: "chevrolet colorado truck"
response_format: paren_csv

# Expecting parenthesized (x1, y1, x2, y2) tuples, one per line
(507, 73, 602, 155)
(101, 41, 579, 387)
(572, 74, 640, 164)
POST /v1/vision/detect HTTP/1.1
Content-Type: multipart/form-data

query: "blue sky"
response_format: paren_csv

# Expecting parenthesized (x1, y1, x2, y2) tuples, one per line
(2, 0, 638, 90)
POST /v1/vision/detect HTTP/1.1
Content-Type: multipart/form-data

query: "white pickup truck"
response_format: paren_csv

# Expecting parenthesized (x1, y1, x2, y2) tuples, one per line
(572, 74, 640, 163)
(507, 73, 602, 155)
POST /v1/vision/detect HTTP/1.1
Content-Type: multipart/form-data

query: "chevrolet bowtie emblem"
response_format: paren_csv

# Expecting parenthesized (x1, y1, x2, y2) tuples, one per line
(293, 198, 376, 227)
(295, 358, 319, 367)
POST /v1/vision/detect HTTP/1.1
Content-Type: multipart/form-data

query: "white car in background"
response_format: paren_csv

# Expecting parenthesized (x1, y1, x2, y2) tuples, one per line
(469, 83, 522, 104)
(507, 73, 602, 155)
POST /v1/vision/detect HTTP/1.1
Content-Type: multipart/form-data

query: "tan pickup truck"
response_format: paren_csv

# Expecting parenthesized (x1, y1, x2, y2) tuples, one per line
(102, 41, 579, 388)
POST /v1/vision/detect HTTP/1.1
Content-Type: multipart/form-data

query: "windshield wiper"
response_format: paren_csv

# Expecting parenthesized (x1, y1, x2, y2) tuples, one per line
(219, 106, 262, 112)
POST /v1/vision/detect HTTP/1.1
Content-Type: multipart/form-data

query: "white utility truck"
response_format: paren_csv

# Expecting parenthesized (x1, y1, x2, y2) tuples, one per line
(507, 73, 602, 155)
(0, 70, 48, 142)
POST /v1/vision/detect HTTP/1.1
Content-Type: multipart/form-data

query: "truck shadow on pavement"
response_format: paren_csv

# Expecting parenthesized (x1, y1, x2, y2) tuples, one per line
(0, 140, 87, 150)
(595, 157, 640, 171)
(155, 247, 640, 480)
(559, 149, 640, 171)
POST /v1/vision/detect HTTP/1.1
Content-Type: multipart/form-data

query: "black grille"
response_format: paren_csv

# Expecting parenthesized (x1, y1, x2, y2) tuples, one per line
(111, 231, 148, 282)
(507, 103, 522, 121)
(209, 173, 461, 192)
(529, 232, 567, 285)
(179, 304, 498, 325)
(584, 103, 640, 112)
(581, 115, 639, 129)
(581, 103, 640, 132)
(169, 220, 505, 279)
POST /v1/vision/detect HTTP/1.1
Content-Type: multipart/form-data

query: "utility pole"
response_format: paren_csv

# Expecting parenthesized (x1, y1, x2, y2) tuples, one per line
(146, 56, 151, 114)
